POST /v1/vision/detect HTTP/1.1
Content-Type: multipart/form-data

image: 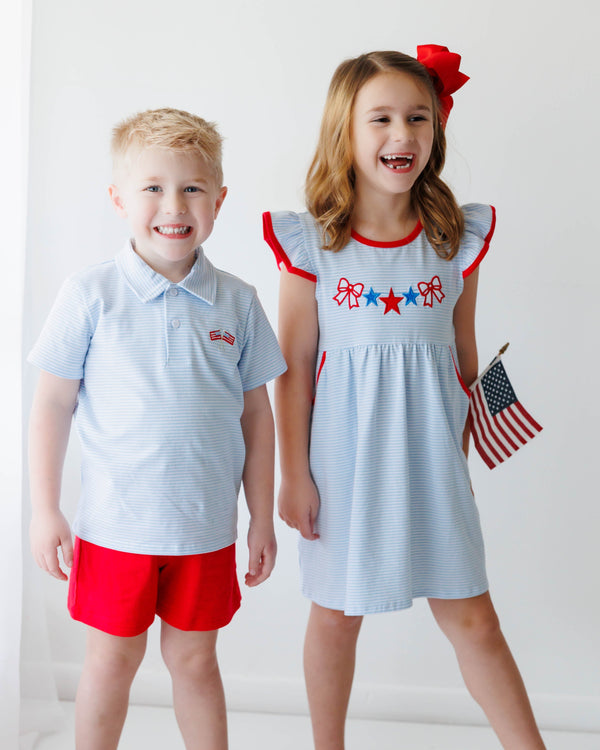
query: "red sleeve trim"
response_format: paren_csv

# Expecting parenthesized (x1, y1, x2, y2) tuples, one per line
(262, 212, 317, 283)
(462, 205, 496, 279)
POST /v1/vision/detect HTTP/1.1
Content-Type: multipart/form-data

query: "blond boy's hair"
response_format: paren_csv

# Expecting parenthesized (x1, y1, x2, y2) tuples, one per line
(111, 108, 224, 186)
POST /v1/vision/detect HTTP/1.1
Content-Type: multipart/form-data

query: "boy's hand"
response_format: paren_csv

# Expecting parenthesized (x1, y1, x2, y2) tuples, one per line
(278, 475, 320, 541)
(245, 519, 277, 587)
(30, 509, 74, 581)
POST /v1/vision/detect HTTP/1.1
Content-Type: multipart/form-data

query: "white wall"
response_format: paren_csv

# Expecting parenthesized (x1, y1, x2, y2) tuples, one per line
(24, 0, 599, 732)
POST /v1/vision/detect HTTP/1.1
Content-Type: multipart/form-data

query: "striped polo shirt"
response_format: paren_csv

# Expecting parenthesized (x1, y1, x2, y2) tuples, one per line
(29, 241, 287, 555)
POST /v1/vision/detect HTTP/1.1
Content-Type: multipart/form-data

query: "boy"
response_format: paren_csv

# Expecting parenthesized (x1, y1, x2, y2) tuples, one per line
(28, 108, 286, 749)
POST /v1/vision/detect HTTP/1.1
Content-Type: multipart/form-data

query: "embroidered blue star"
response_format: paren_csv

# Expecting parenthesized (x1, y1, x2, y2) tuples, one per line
(363, 287, 381, 306)
(402, 286, 420, 306)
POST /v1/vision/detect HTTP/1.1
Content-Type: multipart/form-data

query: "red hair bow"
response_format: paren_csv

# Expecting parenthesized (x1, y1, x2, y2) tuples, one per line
(416, 44, 469, 125)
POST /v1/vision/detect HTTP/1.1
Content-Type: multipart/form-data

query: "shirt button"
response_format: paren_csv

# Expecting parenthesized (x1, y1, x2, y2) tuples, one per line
(171, 319, 181, 329)
(169, 287, 179, 296)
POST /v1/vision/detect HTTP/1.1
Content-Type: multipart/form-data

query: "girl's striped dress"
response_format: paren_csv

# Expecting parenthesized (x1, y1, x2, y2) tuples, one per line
(264, 204, 495, 614)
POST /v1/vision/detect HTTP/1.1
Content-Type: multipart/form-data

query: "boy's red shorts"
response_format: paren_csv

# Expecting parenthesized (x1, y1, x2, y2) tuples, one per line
(68, 537, 241, 637)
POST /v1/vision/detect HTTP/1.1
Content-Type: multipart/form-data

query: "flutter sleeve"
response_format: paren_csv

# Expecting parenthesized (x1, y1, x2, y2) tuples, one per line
(458, 203, 497, 278)
(262, 211, 317, 282)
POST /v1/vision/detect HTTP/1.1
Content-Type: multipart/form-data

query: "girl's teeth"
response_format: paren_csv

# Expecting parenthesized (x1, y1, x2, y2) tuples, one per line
(381, 154, 414, 170)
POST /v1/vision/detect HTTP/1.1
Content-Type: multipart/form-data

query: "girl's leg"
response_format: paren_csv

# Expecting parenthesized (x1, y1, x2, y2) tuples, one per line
(429, 592, 546, 749)
(304, 602, 363, 750)
(160, 622, 227, 750)
(75, 627, 147, 750)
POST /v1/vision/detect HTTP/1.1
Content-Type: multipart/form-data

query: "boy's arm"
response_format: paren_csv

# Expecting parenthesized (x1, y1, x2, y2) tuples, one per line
(29, 371, 80, 580)
(240, 384, 277, 587)
(453, 268, 480, 457)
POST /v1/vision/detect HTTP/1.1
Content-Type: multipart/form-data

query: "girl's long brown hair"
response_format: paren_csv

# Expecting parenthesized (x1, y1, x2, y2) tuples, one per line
(305, 51, 464, 258)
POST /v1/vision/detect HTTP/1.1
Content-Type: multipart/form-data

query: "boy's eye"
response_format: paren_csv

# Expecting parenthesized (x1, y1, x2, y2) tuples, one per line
(184, 186, 202, 193)
(145, 186, 161, 192)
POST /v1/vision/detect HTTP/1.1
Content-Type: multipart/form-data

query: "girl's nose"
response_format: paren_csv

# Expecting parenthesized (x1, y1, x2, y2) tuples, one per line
(392, 121, 413, 143)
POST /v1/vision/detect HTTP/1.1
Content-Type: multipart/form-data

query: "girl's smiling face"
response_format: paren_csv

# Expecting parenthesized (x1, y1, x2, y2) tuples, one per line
(350, 71, 434, 202)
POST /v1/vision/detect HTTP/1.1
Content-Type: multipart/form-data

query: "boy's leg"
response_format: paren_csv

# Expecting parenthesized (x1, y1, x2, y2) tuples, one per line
(429, 592, 546, 749)
(160, 622, 227, 750)
(304, 602, 363, 750)
(75, 626, 147, 750)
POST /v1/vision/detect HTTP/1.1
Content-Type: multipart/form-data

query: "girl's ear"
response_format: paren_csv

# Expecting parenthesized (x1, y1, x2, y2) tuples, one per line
(108, 184, 127, 218)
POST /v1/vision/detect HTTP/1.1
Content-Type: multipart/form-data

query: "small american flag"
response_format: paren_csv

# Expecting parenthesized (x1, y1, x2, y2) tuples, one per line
(469, 344, 542, 469)
(209, 330, 222, 341)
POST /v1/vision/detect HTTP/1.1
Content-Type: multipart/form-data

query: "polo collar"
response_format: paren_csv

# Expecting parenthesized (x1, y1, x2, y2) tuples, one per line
(116, 240, 216, 305)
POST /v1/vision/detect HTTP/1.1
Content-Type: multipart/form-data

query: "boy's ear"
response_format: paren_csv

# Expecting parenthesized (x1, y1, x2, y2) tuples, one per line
(108, 184, 128, 218)
(214, 186, 227, 219)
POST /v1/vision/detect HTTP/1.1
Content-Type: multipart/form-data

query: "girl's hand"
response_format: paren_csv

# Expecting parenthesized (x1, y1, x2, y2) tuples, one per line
(278, 475, 320, 541)
(245, 518, 277, 587)
(30, 509, 73, 581)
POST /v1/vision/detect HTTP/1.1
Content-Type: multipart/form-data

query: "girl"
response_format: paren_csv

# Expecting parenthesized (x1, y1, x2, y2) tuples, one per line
(263, 47, 546, 749)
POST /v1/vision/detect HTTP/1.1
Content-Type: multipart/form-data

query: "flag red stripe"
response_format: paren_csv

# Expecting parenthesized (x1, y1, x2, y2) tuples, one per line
(471, 387, 505, 463)
(491, 413, 519, 451)
(471, 388, 504, 463)
(468, 411, 497, 469)
(507, 404, 535, 439)
(474, 388, 512, 459)
(513, 401, 543, 433)
(498, 411, 528, 445)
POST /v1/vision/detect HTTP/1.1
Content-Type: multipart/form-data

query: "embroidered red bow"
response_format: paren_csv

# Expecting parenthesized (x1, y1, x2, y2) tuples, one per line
(416, 44, 469, 126)
(333, 278, 364, 309)
(418, 275, 445, 307)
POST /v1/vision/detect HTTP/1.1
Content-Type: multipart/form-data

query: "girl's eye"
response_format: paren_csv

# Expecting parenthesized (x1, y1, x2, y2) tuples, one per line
(409, 115, 428, 123)
(145, 186, 161, 192)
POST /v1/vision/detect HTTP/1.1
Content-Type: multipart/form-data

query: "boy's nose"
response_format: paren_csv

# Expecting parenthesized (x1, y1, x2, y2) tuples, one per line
(164, 193, 187, 214)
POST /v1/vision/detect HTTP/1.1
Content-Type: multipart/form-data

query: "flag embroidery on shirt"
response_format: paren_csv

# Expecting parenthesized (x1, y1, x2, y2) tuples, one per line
(469, 350, 542, 469)
(209, 330, 235, 346)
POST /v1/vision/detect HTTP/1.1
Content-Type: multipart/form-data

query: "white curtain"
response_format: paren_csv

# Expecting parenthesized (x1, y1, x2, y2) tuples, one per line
(1, 2, 64, 748)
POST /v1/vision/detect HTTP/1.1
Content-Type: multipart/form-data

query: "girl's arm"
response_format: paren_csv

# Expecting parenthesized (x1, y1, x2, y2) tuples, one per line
(29, 371, 80, 580)
(240, 384, 277, 586)
(453, 268, 480, 457)
(275, 268, 320, 540)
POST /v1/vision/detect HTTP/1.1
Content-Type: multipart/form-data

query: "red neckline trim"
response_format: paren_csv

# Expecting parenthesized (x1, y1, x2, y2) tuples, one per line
(351, 221, 422, 248)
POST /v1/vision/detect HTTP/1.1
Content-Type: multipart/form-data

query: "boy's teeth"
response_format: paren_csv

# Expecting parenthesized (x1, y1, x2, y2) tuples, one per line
(156, 226, 191, 235)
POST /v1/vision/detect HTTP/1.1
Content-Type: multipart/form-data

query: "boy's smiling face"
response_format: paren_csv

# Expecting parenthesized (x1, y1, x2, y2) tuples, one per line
(109, 147, 227, 282)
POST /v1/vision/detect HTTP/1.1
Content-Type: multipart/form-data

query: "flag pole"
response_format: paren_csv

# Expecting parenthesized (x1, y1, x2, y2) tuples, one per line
(469, 342, 511, 391)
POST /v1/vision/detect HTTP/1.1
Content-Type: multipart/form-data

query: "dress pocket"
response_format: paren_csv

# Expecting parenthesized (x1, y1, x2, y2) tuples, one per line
(313, 351, 327, 404)
(449, 346, 471, 398)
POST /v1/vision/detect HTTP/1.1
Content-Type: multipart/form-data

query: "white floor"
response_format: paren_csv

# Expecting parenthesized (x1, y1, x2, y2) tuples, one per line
(32, 702, 600, 749)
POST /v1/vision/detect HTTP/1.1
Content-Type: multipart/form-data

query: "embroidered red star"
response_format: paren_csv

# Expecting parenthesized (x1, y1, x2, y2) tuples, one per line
(380, 287, 403, 315)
